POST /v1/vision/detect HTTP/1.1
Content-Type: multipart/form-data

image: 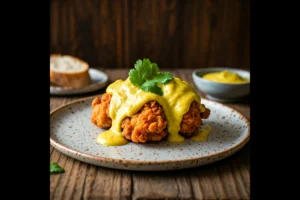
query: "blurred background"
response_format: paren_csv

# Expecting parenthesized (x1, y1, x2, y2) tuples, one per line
(50, 0, 249, 69)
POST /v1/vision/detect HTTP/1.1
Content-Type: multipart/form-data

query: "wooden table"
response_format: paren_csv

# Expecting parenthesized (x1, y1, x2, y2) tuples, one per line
(50, 68, 250, 200)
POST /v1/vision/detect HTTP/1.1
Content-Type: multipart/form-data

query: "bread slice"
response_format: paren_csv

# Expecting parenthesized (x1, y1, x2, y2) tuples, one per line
(50, 54, 91, 88)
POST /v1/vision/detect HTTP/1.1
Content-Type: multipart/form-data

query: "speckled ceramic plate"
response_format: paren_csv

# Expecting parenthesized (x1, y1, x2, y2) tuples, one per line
(50, 96, 250, 171)
(50, 69, 108, 95)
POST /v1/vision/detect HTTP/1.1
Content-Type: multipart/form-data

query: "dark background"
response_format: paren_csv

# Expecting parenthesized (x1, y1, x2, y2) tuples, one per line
(50, 0, 249, 69)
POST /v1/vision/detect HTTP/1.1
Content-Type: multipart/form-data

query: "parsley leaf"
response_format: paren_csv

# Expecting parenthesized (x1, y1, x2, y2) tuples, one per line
(141, 81, 163, 96)
(50, 162, 65, 174)
(150, 72, 173, 84)
(128, 59, 173, 95)
(129, 59, 159, 86)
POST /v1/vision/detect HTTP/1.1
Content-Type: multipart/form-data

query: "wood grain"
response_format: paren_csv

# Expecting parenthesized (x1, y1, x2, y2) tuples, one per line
(50, 0, 250, 69)
(50, 69, 250, 200)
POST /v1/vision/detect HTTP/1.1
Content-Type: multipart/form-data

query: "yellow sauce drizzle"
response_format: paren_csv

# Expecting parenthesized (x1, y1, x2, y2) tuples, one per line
(190, 125, 211, 141)
(96, 77, 208, 146)
(202, 70, 249, 84)
(96, 129, 128, 146)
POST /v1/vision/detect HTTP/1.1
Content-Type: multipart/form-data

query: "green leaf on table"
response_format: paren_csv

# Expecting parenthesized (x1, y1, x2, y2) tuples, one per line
(50, 162, 65, 174)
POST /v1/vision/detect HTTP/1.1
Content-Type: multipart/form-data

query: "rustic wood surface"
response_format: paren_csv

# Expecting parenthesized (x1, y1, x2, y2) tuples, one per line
(50, 68, 250, 200)
(50, 0, 250, 69)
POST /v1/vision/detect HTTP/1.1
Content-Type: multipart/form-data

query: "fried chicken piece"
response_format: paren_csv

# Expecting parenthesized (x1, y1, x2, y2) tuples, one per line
(121, 101, 168, 143)
(179, 101, 211, 137)
(91, 93, 112, 128)
(91, 93, 211, 142)
(91, 95, 168, 143)
(200, 104, 211, 119)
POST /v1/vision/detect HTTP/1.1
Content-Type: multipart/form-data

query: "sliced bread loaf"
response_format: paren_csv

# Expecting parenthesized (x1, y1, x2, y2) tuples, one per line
(50, 54, 91, 88)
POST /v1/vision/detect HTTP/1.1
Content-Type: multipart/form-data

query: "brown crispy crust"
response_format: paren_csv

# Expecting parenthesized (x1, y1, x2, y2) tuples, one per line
(91, 93, 112, 128)
(179, 101, 203, 137)
(200, 104, 211, 119)
(121, 101, 168, 143)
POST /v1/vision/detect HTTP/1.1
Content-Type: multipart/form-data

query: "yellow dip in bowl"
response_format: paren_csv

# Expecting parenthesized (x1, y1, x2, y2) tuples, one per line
(202, 70, 249, 84)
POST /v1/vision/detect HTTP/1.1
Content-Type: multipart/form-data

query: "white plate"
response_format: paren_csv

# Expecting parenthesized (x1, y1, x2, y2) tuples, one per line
(50, 69, 108, 95)
(50, 96, 250, 171)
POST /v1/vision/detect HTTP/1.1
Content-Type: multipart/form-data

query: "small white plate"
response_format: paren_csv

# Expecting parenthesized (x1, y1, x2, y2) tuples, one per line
(50, 96, 250, 171)
(50, 68, 109, 95)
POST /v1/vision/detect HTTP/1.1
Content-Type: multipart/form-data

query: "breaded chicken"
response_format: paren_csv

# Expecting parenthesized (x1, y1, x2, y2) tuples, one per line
(91, 93, 112, 128)
(179, 101, 211, 137)
(121, 101, 168, 143)
(91, 93, 210, 143)
(200, 104, 211, 119)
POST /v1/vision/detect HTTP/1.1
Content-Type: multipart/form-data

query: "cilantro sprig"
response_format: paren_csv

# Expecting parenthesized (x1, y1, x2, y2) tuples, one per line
(129, 59, 173, 95)
(50, 162, 65, 174)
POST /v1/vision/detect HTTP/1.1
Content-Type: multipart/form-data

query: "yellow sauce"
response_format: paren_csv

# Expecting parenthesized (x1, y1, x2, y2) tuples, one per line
(202, 70, 249, 84)
(96, 77, 207, 146)
(96, 129, 128, 146)
(191, 125, 211, 141)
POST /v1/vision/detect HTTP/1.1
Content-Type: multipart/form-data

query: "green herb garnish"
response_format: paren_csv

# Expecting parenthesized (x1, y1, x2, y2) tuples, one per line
(50, 162, 65, 174)
(129, 59, 173, 95)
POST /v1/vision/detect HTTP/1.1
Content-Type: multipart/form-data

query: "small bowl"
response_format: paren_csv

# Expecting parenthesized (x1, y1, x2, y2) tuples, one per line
(192, 67, 250, 102)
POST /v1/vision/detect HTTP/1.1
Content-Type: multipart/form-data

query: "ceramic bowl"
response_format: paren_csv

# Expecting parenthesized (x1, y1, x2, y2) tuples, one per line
(192, 67, 250, 102)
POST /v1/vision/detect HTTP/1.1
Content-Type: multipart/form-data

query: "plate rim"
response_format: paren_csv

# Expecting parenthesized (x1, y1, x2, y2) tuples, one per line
(50, 68, 109, 95)
(50, 96, 250, 165)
